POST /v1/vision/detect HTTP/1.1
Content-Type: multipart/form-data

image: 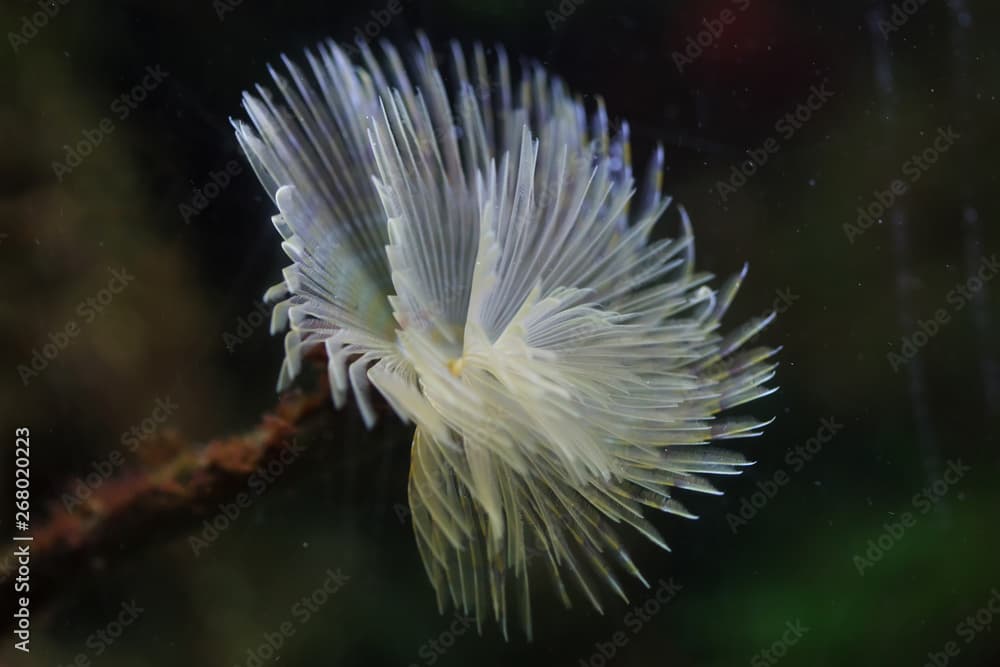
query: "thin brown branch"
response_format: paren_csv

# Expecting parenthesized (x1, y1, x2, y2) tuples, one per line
(2, 369, 333, 627)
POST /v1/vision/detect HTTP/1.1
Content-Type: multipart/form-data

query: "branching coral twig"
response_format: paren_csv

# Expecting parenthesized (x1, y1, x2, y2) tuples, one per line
(1, 367, 333, 628)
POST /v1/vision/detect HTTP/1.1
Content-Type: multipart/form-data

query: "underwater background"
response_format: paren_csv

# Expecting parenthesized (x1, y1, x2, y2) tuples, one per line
(1, 0, 998, 665)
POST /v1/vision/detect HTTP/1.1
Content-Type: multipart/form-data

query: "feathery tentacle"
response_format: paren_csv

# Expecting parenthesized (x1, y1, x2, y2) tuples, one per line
(234, 34, 778, 638)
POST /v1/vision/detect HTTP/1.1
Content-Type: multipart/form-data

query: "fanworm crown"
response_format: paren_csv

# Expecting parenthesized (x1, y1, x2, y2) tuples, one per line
(233, 34, 778, 638)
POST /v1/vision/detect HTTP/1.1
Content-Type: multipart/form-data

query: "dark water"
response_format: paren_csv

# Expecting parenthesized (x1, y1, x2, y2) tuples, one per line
(2, 0, 998, 665)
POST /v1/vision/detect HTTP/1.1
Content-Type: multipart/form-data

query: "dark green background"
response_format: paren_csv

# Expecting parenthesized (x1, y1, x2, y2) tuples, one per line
(2, 0, 998, 665)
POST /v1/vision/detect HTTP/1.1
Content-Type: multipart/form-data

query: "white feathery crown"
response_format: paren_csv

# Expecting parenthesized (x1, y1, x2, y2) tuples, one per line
(232, 34, 778, 639)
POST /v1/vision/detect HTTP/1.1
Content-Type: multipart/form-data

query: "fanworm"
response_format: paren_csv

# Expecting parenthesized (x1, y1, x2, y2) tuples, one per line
(233, 34, 778, 638)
